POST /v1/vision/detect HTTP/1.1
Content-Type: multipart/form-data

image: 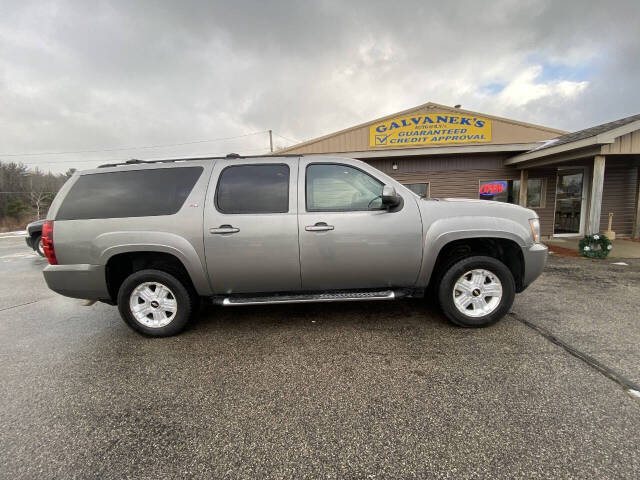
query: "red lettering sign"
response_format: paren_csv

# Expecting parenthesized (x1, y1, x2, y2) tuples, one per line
(479, 181, 507, 196)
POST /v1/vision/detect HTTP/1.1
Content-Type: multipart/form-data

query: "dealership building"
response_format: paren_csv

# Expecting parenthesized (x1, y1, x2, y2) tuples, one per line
(278, 102, 640, 239)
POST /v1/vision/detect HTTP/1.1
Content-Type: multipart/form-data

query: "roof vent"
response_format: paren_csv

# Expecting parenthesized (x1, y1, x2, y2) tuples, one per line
(226, 153, 241, 159)
(454, 104, 462, 109)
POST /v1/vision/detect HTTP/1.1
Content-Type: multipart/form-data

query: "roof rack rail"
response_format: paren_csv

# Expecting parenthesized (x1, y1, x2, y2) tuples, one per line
(98, 158, 147, 168)
(97, 153, 302, 168)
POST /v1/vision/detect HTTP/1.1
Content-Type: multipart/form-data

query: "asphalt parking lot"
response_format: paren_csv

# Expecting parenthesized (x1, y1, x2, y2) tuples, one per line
(1, 236, 639, 479)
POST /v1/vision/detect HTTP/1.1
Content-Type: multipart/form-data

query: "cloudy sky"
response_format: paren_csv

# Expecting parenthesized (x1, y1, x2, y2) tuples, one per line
(1, 0, 639, 172)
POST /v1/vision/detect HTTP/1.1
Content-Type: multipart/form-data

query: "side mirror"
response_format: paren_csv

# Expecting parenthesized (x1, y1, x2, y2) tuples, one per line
(381, 185, 401, 209)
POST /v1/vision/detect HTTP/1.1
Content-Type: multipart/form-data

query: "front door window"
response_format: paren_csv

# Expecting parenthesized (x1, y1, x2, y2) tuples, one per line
(306, 164, 384, 211)
(554, 170, 584, 235)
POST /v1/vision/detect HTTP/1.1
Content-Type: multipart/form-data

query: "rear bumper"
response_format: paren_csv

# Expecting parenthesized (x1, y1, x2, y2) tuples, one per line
(521, 243, 548, 289)
(43, 264, 110, 300)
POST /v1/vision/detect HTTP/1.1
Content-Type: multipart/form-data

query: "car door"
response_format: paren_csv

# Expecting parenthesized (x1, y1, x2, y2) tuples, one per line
(203, 157, 301, 294)
(297, 158, 423, 291)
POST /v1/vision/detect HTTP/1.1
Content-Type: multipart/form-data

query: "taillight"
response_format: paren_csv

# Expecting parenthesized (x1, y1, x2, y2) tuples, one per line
(42, 220, 57, 265)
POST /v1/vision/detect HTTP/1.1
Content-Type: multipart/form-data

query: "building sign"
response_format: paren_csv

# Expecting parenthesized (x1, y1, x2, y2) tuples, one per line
(369, 113, 492, 148)
(479, 181, 507, 196)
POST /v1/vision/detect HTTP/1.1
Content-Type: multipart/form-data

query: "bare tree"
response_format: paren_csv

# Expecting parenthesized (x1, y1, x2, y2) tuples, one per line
(29, 190, 52, 219)
(1, 161, 68, 221)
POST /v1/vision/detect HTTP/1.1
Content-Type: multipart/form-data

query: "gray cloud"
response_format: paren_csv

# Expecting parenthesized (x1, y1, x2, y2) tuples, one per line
(1, 0, 639, 171)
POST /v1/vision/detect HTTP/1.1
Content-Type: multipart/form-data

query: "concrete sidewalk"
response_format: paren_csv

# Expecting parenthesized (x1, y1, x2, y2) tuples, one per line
(544, 236, 640, 258)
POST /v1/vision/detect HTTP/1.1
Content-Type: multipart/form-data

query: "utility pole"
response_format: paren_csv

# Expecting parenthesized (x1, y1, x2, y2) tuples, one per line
(269, 130, 273, 153)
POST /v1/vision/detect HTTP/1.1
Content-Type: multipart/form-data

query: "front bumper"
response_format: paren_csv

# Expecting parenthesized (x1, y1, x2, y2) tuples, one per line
(43, 264, 110, 300)
(521, 243, 548, 289)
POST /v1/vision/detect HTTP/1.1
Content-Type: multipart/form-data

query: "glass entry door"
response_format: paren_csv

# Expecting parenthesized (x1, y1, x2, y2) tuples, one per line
(554, 169, 585, 235)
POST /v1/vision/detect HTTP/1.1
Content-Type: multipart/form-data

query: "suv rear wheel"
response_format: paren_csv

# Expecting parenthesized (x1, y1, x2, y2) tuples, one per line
(117, 269, 194, 337)
(438, 256, 515, 327)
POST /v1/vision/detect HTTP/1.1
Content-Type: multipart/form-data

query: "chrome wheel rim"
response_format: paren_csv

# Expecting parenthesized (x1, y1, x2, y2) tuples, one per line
(452, 269, 502, 318)
(129, 282, 177, 328)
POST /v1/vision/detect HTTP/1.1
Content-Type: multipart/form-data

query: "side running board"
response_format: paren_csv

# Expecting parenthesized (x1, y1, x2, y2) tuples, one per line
(220, 290, 398, 306)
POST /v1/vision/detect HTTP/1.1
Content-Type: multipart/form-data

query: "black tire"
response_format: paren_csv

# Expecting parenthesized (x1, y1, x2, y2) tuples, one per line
(33, 235, 44, 256)
(117, 269, 194, 337)
(438, 256, 515, 328)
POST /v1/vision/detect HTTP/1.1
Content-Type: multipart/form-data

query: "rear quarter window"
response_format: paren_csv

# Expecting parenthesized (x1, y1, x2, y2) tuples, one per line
(55, 167, 203, 220)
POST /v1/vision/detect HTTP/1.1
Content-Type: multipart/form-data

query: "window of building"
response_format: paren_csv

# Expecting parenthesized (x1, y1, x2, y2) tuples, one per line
(403, 183, 430, 198)
(522, 178, 544, 208)
(56, 167, 203, 220)
(216, 164, 289, 214)
(306, 164, 384, 211)
(479, 178, 544, 208)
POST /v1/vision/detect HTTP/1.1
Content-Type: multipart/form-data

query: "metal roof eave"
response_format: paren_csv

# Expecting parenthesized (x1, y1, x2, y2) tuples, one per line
(505, 119, 640, 165)
(305, 142, 542, 160)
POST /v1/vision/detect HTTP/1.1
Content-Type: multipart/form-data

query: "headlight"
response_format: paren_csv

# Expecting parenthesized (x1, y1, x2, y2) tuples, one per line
(529, 218, 541, 243)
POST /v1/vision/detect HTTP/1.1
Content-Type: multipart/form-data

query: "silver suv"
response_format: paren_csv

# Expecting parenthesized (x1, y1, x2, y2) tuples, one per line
(42, 155, 547, 337)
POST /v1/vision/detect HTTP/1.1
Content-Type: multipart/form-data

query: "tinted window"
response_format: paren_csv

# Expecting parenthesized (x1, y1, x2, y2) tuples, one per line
(216, 164, 289, 214)
(56, 167, 203, 220)
(306, 164, 384, 211)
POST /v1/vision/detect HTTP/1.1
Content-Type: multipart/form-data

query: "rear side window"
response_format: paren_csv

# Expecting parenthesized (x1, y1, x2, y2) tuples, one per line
(216, 164, 289, 214)
(56, 167, 203, 220)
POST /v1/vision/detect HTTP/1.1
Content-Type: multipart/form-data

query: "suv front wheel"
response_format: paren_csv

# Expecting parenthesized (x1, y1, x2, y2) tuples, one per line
(438, 256, 515, 327)
(117, 269, 194, 337)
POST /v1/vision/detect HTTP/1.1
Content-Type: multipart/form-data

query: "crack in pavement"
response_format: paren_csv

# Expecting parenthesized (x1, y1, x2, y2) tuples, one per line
(510, 312, 640, 399)
(0, 300, 41, 312)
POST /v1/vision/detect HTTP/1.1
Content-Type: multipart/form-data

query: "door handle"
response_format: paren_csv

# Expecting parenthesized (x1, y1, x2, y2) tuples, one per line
(210, 225, 240, 234)
(305, 222, 334, 232)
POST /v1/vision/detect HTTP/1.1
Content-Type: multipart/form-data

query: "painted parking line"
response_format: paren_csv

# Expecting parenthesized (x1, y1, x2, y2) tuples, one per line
(0, 231, 27, 239)
(0, 252, 35, 259)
